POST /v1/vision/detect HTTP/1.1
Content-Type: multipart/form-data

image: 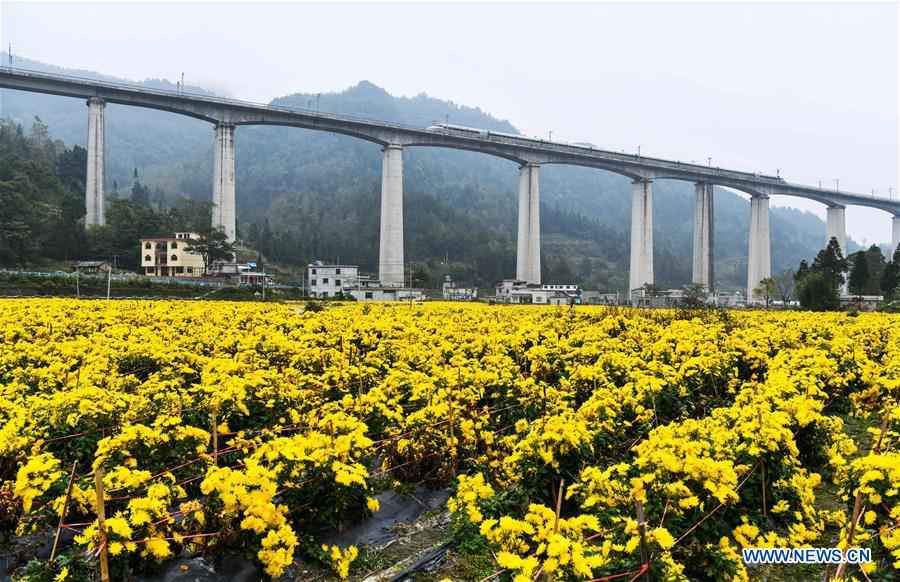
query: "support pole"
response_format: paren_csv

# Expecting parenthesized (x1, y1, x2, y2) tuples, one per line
(747, 195, 771, 303)
(692, 182, 714, 291)
(379, 145, 404, 286)
(629, 179, 654, 299)
(94, 466, 110, 582)
(635, 500, 651, 582)
(516, 165, 529, 281)
(211, 407, 219, 466)
(515, 163, 541, 284)
(50, 461, 78, 561)
(212, 122, 236, 242)
(825, 206, 847, 255)
(892, 216, 900, 254)
(826, 206, 847, 294)
(85, 97, 106, 227)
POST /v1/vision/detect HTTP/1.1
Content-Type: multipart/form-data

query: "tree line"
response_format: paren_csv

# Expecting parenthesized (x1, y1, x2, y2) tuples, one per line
(0, 118, 229, 271)
(754, 237, 900, 310)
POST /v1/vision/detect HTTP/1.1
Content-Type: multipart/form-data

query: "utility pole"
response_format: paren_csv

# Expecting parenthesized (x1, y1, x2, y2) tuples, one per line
(834, 178, 839, 192)
(637, 145, 641, 157)
(106, 264, 112, 300)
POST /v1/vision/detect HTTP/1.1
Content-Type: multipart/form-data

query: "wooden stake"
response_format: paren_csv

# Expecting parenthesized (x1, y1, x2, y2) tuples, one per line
(94, 466, 110, 582)
(211, 407, 219, 466)
(553, 478, 565, 534)
(635, 500, 651, 582)
(832, 413, 889, 580)
(542, 478, 566, 582)
(50, 461, 78, 561)
(448, 383, 457, 477)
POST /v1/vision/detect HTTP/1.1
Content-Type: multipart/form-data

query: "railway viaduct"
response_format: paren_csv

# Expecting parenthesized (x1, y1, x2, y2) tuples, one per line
(2, 67, 898, 300)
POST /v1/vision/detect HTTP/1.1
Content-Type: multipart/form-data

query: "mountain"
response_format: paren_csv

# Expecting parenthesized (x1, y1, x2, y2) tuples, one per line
(0, 54, 846, 291)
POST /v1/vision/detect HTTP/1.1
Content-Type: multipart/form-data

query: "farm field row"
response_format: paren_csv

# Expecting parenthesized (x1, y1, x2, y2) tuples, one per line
(1, 299, 898, 581)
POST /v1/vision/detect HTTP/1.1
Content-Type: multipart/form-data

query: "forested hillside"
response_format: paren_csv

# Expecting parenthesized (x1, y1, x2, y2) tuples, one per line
(0, 54, 842, 290)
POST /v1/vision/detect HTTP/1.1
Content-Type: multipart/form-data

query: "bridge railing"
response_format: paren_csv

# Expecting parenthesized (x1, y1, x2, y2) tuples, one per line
(1, 66, 429, 132)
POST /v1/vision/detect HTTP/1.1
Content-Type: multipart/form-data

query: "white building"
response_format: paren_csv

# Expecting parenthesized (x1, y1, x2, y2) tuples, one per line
(442, 275, 478, 301)
(307, 262, 360, 298)
(348, 286, 426, 301)
(494, 280, 581, 305)
(581, 290, 620, 305)
(307, 261, 425, 301)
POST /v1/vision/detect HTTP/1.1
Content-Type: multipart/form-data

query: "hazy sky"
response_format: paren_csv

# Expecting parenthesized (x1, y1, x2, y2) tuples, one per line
(2, 1, 898, 244)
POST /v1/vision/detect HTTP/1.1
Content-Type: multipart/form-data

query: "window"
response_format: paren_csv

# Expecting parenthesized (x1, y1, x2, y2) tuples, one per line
(335, 279, 341, 287)
(311, 279, 317, 286)
(171, 242, 178, 249)
(145, 267, 154, 274)
(144, 242, 151, 249)
(336, 268, 341, 274)
(187, 267, 193, 274)
(323, 278, 329, 284)
(175, 266, 184, 274)
(144, 255, 152, 262)
(322, 291, 329, 298)
(311, 268, 317, 275)
(365, 292, 373, 299)
(171, 254, 178, 261)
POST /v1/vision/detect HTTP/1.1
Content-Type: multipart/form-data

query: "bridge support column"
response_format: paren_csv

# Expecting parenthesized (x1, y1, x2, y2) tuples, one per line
(85, 97, 106, 227)
(747, 195, 771, 303)
(692, 182, 714, 291)
(212, 122, 236, 242)
(892, 216, 900, 254)
(629, 178, 654, 298)
(379, 144, 404, 286)
(826, 206, 847, 255)
(826, 206, 848, 294)
(516, 163, 541, 284)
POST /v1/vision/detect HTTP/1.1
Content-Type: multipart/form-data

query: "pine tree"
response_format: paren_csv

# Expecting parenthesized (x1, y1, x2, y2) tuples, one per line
(863, 244, 886, 294)
(881, 245, 900, 300)
(795, 260, 810, 282)
(812, 237, 848, 290)
(847, 251, 869, 296)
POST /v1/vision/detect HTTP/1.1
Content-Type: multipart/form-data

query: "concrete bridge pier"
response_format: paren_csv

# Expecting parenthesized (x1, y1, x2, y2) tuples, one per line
(516, 163, 541, 284)
(212, 122, 236, 242)
(629, 178, 654, 298)
(692, 182, 714, 291)
(747, 195, 771, 302)
(826, 206, 847, 255)
(826, 206, 848, 294)
(379, 144, 405, 286)
(892, 216, 900, 254)
(85, 97, 106, 227)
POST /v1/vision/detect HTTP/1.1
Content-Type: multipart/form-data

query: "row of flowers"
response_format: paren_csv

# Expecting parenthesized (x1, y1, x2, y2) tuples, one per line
(1, 299, 898, 580)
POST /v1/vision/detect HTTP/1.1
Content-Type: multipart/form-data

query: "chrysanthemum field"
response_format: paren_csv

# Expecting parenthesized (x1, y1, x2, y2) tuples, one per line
(2, 299, 898, 581)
